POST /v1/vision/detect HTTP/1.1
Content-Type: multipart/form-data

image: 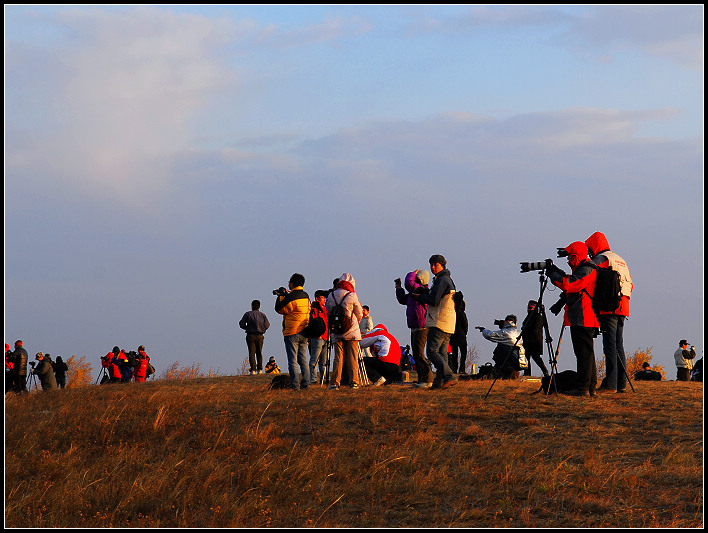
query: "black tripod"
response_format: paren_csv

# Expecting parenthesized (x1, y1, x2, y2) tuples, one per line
(485, 269, 560, 398)
(319, 334, 332, 386)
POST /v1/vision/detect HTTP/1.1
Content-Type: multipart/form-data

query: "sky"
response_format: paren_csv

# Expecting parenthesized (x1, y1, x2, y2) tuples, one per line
(4, 5, 704, 379)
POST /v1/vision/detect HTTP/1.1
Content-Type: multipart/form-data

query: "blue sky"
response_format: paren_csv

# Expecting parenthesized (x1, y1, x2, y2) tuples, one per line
(5, 5, 703, 377)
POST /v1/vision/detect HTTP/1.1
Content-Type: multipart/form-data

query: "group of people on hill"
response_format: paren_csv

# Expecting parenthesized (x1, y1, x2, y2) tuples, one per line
(5, 340, 69, 393)
(239, 231, 701, 395)
(100, 346, 153, 384)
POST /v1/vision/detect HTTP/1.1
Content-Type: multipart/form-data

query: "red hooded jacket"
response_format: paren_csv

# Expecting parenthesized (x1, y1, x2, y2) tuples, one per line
(549, 241, 599, 328)
(361, 324, 401, 366)
(585, 231, 632, 317)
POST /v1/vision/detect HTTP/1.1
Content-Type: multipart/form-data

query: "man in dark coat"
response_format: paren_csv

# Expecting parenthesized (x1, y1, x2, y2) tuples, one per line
(9, 340, 29, 393)
(521, 300, 550, 377)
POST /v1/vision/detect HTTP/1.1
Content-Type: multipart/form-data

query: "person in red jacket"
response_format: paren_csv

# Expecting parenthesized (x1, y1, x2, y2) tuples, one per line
(102, 346, 122, 383)
(134, 345, 150, 383)
(359, 324, 402, 386)
(547, 241, 599, 396)
(585, 231, 633, 394)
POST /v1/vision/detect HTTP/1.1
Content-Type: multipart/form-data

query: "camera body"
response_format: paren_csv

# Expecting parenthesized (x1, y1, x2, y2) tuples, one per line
(493, 319, 506, 328)
(272, 287, 287, 297)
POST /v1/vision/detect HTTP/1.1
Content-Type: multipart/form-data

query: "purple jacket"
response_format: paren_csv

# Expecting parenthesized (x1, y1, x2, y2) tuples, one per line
(395, 271, 428, 329)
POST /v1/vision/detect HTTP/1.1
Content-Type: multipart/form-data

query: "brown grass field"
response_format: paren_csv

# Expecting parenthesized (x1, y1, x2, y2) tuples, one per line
(5, 374, 703, 528)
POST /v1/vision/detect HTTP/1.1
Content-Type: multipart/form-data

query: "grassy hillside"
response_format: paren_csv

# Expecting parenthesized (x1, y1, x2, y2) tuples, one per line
(5, 375, 703, 527)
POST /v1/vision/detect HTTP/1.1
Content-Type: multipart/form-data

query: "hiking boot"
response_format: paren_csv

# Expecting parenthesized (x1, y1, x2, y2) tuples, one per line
(441, 377, 458, 389)
(328, 384, 339, 390)
(617, 388, 627, 393)
(415, 382, 433, 389)
(350, 383, 359, 389)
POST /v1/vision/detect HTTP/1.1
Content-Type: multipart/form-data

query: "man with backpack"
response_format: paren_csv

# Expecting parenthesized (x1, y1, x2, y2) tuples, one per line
(585, 231, 633, 394)
(547, 241, 599, 396)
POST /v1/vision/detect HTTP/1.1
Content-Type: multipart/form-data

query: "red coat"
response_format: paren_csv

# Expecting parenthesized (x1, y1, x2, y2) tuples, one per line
(549, 241, 599, 328)
(585, 231, 631, 317)
(134, 350, 150, 381)
(102, 352, 121, 379)
(361, 324, 401, 366)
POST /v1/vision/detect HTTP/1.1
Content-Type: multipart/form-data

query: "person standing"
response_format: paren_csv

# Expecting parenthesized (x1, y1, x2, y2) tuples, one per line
(674, 340, 696, 381)
(239, 300, 271, 375)
(585, 231, 633, 394)
(449, 291, 469, 374)
(274, 273, 311, 390)
(326, 273, 364, 390)
(415, 255, 458, 389)
(32, 352, 58, 391)
(308, 290, 329, 385)
(359, 306, 374, 357)
(53, 356, 69, 388)
(10, 340, 29, 393)
(521, 300, 550, 377)
(134, 346, 151, 383)
(547, 241, 599, 396)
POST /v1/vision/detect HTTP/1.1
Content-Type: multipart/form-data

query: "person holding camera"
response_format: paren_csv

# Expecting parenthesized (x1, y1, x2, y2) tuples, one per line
(32, 352, 58, 391)
(307, 290, 329, 385)
(395, 269, 435, 388)
(475, 315, 528, 379)
(326, 272, 364, 390)
(274, 273, 311, 390)
(101, 346, 123, 383)
(546, 241, 599, 396)
(239, 299, 271, 375)
(674, 340, 696, 381)
(414, 255, 458, 389)
(586, 231, 633, 394)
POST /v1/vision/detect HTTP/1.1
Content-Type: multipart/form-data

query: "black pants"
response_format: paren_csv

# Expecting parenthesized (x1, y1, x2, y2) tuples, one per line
(363, 357, 401, 383)
(570, 326, 597, 392)
(246, 333, 265, 372)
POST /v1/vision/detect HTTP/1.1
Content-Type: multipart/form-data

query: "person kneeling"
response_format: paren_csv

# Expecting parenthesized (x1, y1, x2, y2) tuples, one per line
(475, 315, 528, 379)
(360, 324, 402, 386)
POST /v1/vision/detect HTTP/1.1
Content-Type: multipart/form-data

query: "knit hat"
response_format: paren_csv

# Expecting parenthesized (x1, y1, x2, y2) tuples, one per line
(417, 269, 431, 286)
(269, 356, 276, 363)
(428, 254, 447, 267)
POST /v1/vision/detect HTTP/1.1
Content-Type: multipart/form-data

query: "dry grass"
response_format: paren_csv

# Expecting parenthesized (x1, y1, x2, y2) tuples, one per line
(5, 375, 703, 528)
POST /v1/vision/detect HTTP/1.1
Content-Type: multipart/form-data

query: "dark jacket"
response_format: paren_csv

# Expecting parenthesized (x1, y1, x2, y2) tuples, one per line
(34, 359, 58, 390)
(239, 309, 271, 335)
(11, 348, 28, 376)
(521, 310, 543, 356)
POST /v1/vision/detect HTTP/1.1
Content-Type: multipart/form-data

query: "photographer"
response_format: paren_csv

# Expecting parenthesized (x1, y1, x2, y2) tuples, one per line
(547, 241, 599, 396)
(274, 273, 311, 390)
(32, 352, 58, 391)
(475, 315, 528, 379)
(101, 347, 122, 383)
(359, 324, 402, 386)
(674, 340, 696, 381)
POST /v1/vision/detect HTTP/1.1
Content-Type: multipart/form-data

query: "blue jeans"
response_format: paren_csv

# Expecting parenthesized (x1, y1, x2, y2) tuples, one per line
(284, 333, 310, 389)
(599, 315, 626, 391)
(426, 327, 455, 382)
(308, 337, 328, 384)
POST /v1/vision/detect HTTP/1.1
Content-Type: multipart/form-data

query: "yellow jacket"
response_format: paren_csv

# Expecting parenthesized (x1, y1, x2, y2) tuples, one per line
(275, 287, 310, 336)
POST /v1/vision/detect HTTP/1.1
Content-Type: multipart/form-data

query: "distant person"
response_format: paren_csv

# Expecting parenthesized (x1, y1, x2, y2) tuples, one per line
(359, 324, 402, 386)
(674, 340, 696, 381)
(265, 356, 281, 374)
(395, 269, 435, 388)
(476, 315, 528, 379)
(102, 346, 122, 383)
(326, 273, 364, 390)
(414, 254, 458, 389)
(307, 290, 329, 385)
(9, 340, 29, 393)
(274, 273, 311, 390)
(586, 231, 633, 394)
(521, 300, 549, 377)
(53, 356, 69, 388)
(239, 299, 271, 375)
(449, 291, 469, 374)
(134, 346, 151, 383)
(359, 305, 374, 357)
(32, 352, 58, 391)
(634, 362, 661, 381)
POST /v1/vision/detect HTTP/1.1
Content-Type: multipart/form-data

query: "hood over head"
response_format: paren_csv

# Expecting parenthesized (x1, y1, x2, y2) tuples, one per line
(564, 241, 589, 269)
(585, 231, 610, 257)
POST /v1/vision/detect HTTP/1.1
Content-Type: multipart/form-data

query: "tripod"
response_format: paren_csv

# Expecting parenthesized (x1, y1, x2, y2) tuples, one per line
(95, 367, 109, 385)
(26, 371, 39, 393)
(485, 269, 560, 398)
(319, 335, 332, 386)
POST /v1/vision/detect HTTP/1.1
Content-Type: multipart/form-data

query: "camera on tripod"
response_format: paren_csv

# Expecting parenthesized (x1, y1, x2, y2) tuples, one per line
(519, 259, 554, 273)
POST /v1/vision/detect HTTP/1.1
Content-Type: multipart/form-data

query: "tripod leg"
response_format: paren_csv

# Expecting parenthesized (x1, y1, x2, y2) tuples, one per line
(617, 352, 635, 392)
(358, 347, 370, 386)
